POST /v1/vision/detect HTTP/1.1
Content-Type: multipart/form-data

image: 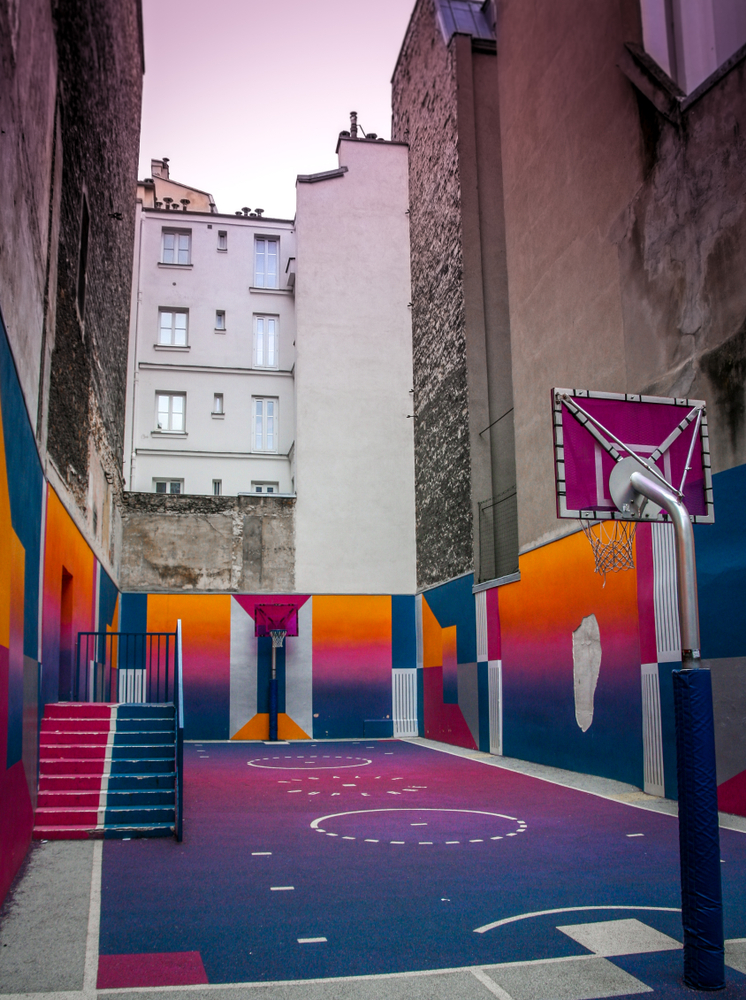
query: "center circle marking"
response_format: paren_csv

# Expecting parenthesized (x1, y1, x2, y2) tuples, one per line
(310, 807, 527, 843)
(247, 755, 372, 770)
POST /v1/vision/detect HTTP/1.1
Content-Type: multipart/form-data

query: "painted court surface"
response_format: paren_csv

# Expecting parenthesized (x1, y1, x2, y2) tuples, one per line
(95, 739, 746, 997)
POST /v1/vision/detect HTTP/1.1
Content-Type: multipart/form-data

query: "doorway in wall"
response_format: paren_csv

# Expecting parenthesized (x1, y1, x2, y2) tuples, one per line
(59, 568, 74, 700)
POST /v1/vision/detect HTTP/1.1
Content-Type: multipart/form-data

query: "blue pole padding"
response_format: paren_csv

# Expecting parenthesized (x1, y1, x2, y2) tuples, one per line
(269, 677, 278, 741)
(672, 667, 725, 990)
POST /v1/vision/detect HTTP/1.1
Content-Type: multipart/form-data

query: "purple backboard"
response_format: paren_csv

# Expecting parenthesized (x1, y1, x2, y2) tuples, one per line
(552, 388, 714, 523)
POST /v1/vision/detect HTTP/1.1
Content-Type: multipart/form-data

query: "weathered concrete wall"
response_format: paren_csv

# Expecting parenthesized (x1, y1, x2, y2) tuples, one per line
(120, 493, 295, 593)
(495, 0, 646, 553)
(615, 48, 746, 476)
(45, 0, 143, 581)
(0, 0, 58, 431)
(391, 0, 473, 589)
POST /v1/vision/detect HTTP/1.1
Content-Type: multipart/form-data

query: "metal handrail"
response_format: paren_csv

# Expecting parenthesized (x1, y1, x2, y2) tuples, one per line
(73, 631, 177, 703)
(175, 619, 184, 842)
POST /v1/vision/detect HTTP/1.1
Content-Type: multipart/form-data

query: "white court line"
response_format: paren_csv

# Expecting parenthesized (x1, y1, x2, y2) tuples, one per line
(297, 937, 327, 944)
(83, 840, 103, 994)
(474, 904, 681, 935)
(270, 886, 294, 891)
(471, 968, 515, 1000)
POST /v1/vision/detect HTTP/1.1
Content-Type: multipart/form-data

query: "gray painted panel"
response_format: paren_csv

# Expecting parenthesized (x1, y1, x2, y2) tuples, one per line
(230, 597, 257, 737)
(285, 598, 313, 738)
(704, 656, 746, 784)
(457, 661, 479, 747)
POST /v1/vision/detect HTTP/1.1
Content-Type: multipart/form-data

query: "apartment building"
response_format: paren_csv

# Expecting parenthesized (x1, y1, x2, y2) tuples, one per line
(124, 160, 297, 498)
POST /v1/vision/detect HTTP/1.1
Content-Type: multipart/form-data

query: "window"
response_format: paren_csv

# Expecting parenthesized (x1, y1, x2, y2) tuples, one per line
(156, 393, 186, 432)
(212, 479, 222, 496)
(251, 481, 279, 493)
(161, 229, 191, 265)
(215, 310, 226, 331)
(254, 237, 279, 288)
(217, 230, 228, 251)
(213, 393, 224, 415)
(254, 315, 278, 368)
(154, 479, 183, 494)
(252, 397, 278, 452)
(641, 0, 746, 93)
(158, 309, 188, 346)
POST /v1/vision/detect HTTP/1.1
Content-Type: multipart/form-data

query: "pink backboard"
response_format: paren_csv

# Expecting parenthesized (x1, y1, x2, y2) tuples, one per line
(254, 604, 299, 637)
(552, 388, 714, 523)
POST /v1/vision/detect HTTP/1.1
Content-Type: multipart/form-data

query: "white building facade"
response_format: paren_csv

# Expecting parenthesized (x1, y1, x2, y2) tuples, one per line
(124, 161, 297, 498)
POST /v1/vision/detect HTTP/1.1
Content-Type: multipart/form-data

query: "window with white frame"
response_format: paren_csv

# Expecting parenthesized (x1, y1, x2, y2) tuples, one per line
(158, 309, 188, 346)
(161, 229, 191, 265)
(154, 479, 183, 494)
(252, 397, 278, 452)
(640, 0, 746, 93)
(254, 315, 278, 368)
(251, 481, 280, 494)
(217, 230, 227, 251)
(213, 393, 224, 415)
(254, 237, 279, 288)
(156, 393, 186, 432)
(215, 310, 226, 331)
(213, 479, 222, 496)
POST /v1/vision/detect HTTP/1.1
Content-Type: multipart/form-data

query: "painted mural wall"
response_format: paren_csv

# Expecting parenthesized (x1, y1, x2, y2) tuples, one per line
(117, 593, 417, 744)
(416, 507, 746, 819)
(0, 315, 119, 902)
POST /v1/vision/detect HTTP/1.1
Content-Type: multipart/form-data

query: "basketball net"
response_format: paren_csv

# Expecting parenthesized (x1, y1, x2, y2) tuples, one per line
(580, 519, 637, 586)
(270, 629, 287, 648)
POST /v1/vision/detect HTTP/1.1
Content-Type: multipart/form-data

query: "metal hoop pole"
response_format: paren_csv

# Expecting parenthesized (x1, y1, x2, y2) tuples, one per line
(629, 470, 723, 990)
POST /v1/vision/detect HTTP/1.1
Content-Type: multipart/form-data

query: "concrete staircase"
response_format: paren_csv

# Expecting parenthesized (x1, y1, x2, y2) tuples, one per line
(34, 702, 177, 840)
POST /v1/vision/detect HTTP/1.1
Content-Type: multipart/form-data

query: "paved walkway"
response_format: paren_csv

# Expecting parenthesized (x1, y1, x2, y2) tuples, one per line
(1, 739, 745, 1000)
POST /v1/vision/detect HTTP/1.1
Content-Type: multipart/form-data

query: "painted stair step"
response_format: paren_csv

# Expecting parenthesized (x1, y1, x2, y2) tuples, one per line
(107, 774, 175, 790)
(106, 790, 175, 806)
(104, 807, 175, 823)
(39, 775, 106, 791)
(116, 718, 174, 732)
(38, 790, 101, 807)
(39, 760, 106, 776)
(41, 720, 112, 733)
(35, 808, 100, 825)
(103, 823, 175, 839)
(110, 744, 175, 758)
(113, 731, 175, 745)
(40, 744, 108, 759)
(43, 704, 114, 719)
(32, 825, 99, 841)
(109, 759, 176, 775)
(117, 704, 175, 718)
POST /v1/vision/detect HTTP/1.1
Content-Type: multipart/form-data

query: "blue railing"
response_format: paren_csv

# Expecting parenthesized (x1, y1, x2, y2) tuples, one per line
(175, 619, 184, 842)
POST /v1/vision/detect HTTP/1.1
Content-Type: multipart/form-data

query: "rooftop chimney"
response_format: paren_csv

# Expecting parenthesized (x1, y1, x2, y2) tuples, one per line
(151, 157, 170, 179)
(350, 111, 358, 139)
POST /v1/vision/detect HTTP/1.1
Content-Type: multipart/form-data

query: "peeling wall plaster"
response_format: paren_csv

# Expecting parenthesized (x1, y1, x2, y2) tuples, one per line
(573, 613, 602, 732)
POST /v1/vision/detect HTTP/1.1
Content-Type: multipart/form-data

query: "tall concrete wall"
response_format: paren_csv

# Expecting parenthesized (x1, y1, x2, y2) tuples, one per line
(294, 138, 416, 596)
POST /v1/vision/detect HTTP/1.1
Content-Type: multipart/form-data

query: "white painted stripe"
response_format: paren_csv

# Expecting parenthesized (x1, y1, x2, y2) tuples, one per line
(297, 937, 327, 944)
(474, 904, 681, 935)
(471, 968, 514, 1000)
(83, 840, 103, 992)
(251, 852, 272, 856)
(270, 886, 294, 891)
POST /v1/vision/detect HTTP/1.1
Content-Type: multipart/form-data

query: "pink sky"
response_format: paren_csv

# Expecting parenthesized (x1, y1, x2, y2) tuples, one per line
(138, 0, 415, 219)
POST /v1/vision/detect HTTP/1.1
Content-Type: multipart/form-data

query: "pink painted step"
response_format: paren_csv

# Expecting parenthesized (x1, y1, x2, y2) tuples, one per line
(43, 703, 114, 719)
(38, 789, 100, 807)
(39, 774, 104, 791)
(40, 730, 110, 745)
(38, 758, 105, 776)
(41, 719, 111, 734)
(40, 743, 108, 760)
(35, 807, 99, 826)
(33, 825, 99, 841)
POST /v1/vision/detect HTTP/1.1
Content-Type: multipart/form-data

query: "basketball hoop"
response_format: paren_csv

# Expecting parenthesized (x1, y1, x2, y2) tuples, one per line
(270, 629, 287, 648)
(579, 518, 637, 585)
